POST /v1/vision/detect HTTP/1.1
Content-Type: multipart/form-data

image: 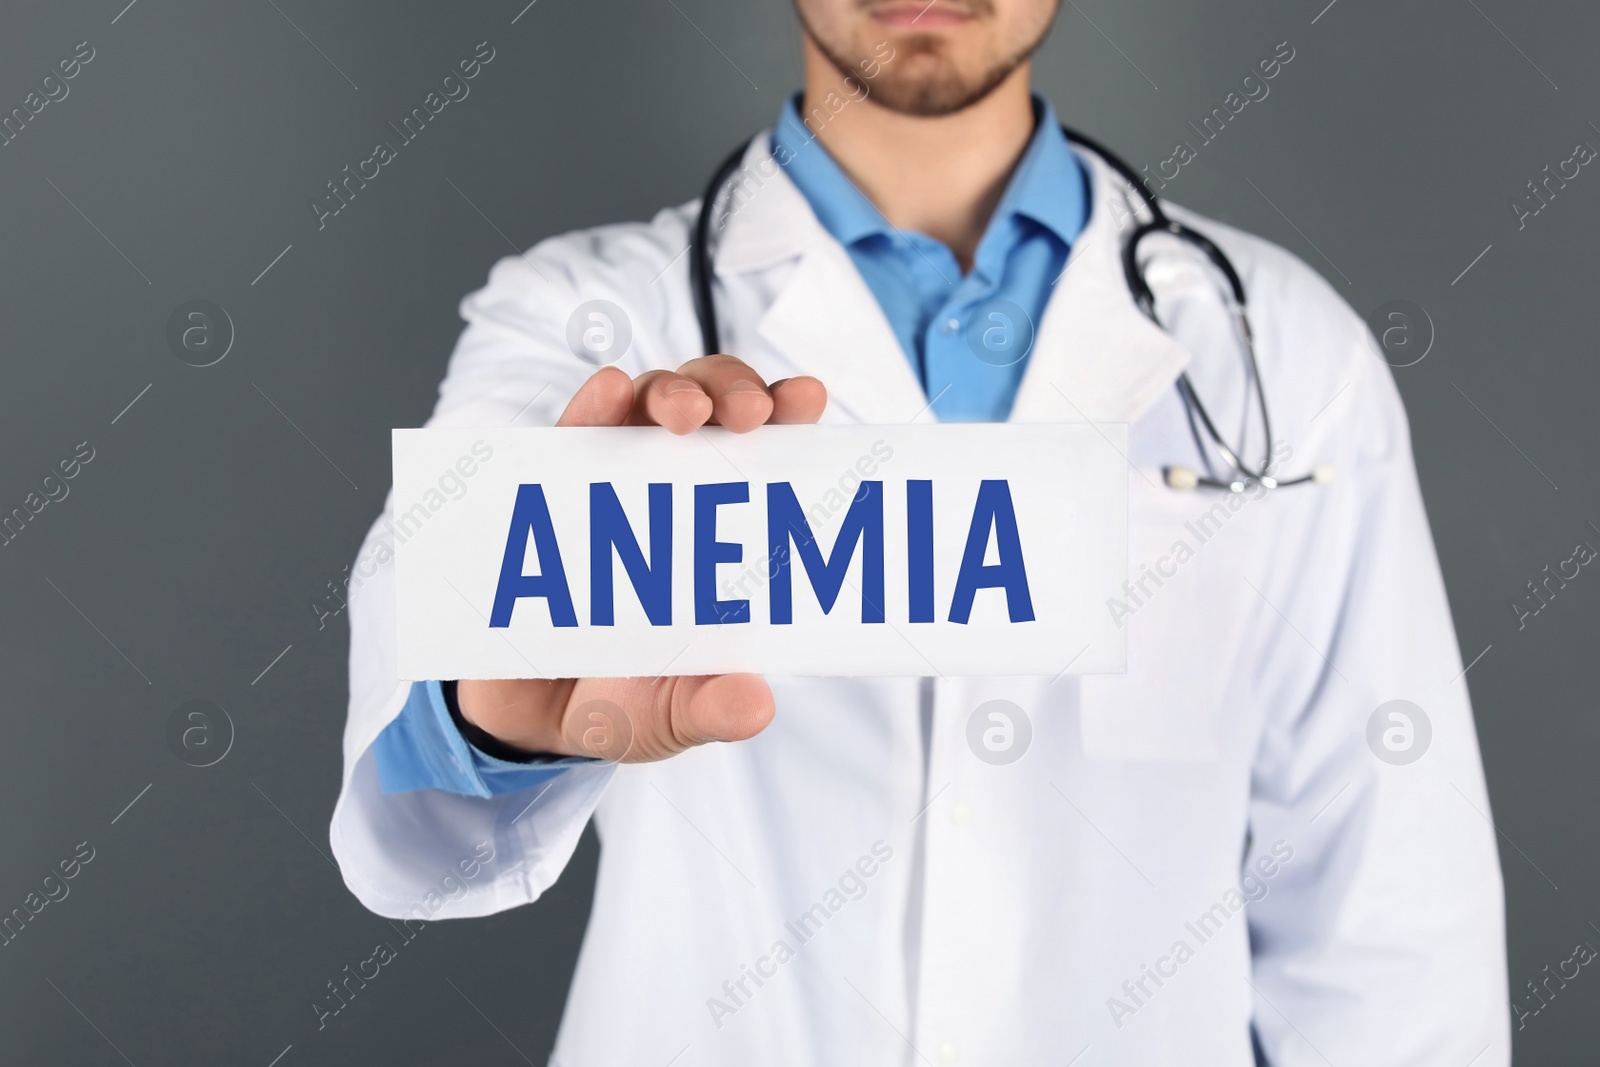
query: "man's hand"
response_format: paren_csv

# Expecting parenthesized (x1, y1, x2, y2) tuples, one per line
(456, 357, 827, 763)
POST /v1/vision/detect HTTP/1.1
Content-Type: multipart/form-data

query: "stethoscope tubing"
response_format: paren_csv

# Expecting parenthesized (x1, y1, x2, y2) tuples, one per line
(688, 124, 1326, 494)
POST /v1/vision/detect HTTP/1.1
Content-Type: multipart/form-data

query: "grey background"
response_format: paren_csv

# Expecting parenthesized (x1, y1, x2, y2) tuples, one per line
(0, 0, 1593, 1062)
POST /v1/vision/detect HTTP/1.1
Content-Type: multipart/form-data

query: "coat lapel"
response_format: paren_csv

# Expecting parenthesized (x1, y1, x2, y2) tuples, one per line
(1008, 151, 1191, 426)
(756, 242, 936, 423)
(711, 135, 938, 425)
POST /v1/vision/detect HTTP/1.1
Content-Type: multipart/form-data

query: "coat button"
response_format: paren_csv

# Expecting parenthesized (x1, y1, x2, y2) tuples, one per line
(951, 803, 972, 826)
(938, 1041, 960, 1063)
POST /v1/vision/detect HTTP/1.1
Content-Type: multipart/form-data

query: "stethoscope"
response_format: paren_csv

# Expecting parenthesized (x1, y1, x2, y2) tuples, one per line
(688, 125, 1332, 494)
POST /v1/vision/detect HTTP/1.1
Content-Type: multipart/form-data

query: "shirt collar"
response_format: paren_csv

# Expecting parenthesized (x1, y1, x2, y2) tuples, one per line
(769, 94, 1088, 257)
(771, 97, 889, 247)
(991, 97, 1088, 248)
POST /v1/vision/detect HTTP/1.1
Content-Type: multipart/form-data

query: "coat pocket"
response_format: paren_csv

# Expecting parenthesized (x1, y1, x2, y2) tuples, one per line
(1078, 483, 1261, 762)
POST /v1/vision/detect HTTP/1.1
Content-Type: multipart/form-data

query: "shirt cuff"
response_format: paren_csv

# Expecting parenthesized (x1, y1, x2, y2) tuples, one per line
(372, 681, 596, 797)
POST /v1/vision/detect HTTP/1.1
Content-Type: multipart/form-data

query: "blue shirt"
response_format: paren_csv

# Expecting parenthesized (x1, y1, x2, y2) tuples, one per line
(371, 680, 585, 796)
(373, 95, 1090, 797)
(771, 94, 1088, 422)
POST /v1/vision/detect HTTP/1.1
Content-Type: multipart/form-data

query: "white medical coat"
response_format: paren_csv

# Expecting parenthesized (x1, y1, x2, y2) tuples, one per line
(330, 136, 1509, 1066)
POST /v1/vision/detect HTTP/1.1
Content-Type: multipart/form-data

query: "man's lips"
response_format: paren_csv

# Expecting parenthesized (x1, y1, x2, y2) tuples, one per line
(869, 2, 977, 29)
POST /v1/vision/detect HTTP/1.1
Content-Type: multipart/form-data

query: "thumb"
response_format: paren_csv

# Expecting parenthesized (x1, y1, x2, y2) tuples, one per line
(673, 673, 776, 747)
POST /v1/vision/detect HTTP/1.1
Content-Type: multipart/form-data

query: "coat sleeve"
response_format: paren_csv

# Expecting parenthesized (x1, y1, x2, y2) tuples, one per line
(328, 211, 690, 920)
(1241, 309, 1509, 1064)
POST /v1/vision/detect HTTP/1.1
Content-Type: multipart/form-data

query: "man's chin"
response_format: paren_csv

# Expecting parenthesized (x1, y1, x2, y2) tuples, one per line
(803, 15, 1023, 118)
(866, 66, 1010, 117)
(869, 83, 974, 117)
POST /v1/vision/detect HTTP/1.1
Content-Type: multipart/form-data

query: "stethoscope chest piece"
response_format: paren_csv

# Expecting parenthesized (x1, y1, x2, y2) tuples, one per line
(1163, 463, 1334, 493)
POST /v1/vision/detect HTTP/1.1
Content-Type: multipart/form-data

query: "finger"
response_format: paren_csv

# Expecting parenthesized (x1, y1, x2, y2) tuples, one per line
(675, 355, 774, 433)
(766, 376, 827, 425)
(630, 370, 714, 434)
(555, 367, 634, 428)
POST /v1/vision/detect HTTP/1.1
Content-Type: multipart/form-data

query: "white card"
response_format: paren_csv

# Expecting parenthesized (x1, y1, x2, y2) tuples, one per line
(392, 424, 1127, 679)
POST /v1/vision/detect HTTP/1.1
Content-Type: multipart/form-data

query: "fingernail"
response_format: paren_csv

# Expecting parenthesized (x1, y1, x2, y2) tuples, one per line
(725, 381, 768, 396)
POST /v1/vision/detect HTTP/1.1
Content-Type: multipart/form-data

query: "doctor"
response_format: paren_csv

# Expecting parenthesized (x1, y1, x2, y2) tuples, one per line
(332, 0, 1509, 1063)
